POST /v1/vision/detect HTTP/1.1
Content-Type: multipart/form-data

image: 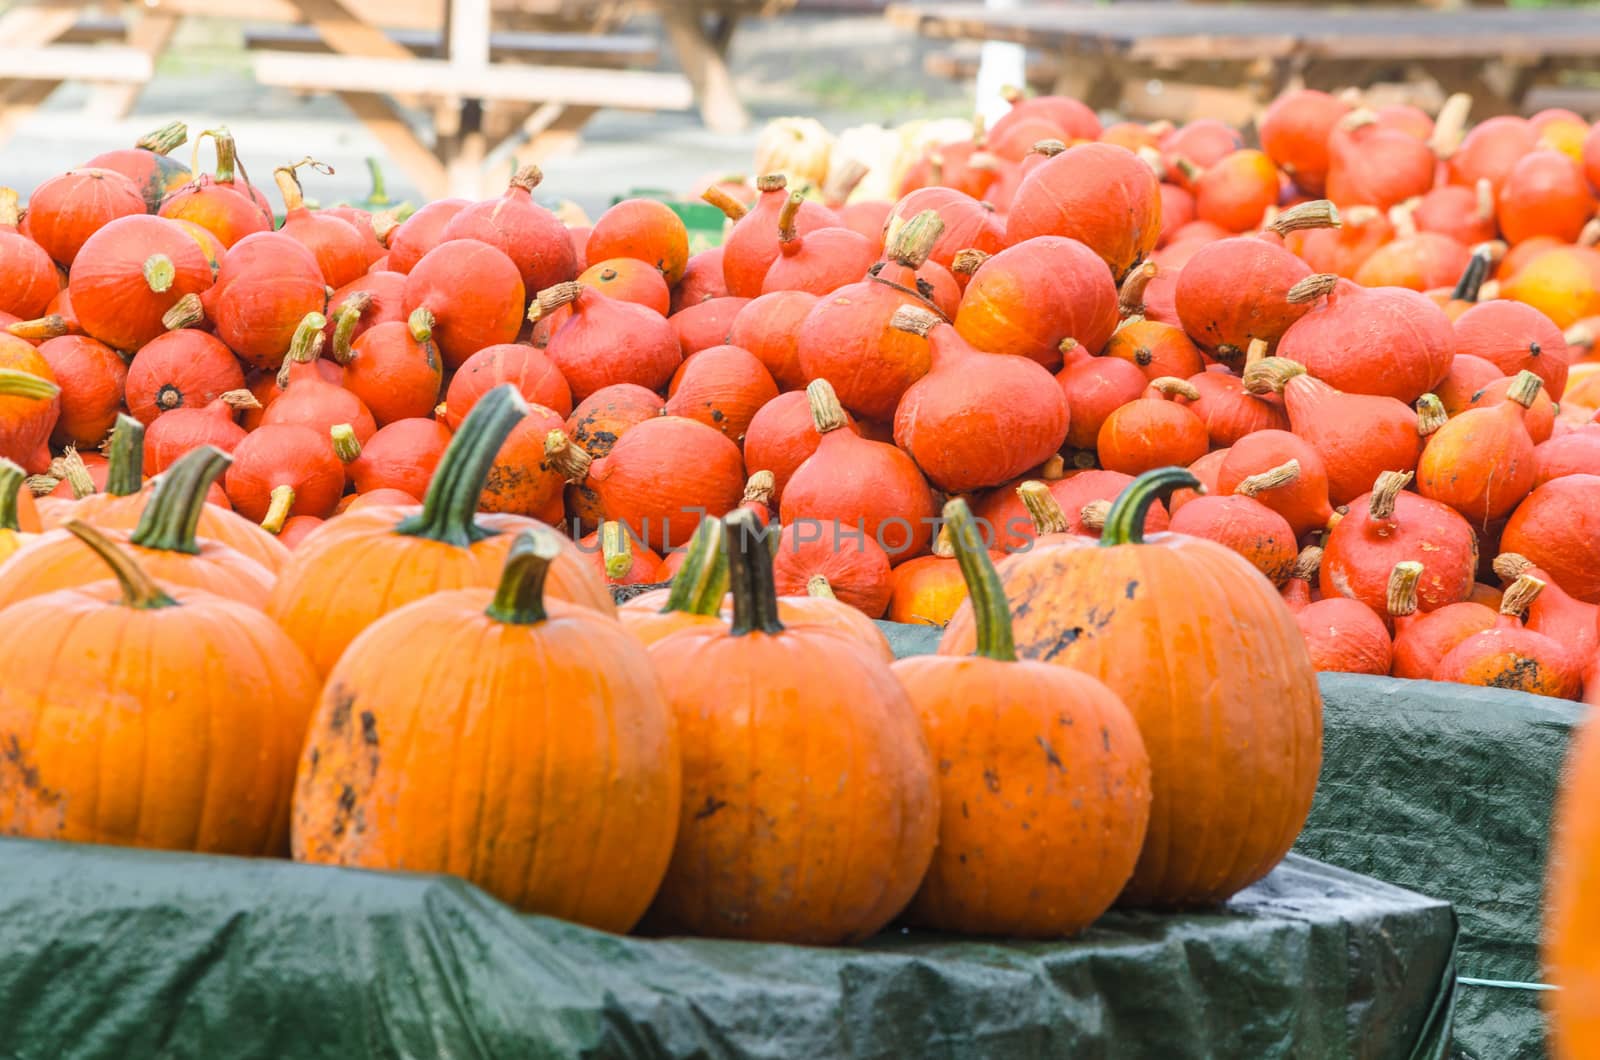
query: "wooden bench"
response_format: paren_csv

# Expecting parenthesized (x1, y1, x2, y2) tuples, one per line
(242, 25, 661, 67)
(889, 1, 1600, 122)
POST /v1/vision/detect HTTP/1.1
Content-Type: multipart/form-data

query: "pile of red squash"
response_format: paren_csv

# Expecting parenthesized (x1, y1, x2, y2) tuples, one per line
(4, 94, 1600, 705)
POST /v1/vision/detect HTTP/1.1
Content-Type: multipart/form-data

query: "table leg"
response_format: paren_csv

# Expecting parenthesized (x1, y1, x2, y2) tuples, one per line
(1050, 55, 1119, 113)
(659, 4, 749, 134)
(336, 90, 449, 200)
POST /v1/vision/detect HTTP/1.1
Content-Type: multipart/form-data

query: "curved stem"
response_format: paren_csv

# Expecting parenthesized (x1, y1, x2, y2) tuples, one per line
(884, 209, 945, 268)
(129, 445, 231, 555)
(331, 424, 361, 463)
(197, 128, 240, 183)
(64, 520, 178, 610)
(0, 367, 60, 402)
(945, 498, 1015, 662)
(275, 312, 328, 388)
(0, 458, 22, 532)
(331, 294, 371, 364)
(661, 516, 729, 616)
(776, 191, 803, 244)
(53, 449, 96, 499)
(725, 508, 783, 636)
(485, 528, 560, 625)
(1100, 467, 1199, 547)
(6, 316, 68, 341)
(396, 384, 527, 547)
(407, 306, 435, 345)
(103, 414, 145, 496)
(162, 293, 205, 331)
(701, 184, 749, 222)
(364, 156, 389, 206)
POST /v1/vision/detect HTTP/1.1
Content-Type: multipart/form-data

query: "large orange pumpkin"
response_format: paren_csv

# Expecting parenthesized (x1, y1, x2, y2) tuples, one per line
(0, 446, 274, 609)
(0, 520, 318, 854)
(939, 467, 1322, 907)
(266, 384, 613, 676)
(641, 509, 938, 943)
(894, 498, 1151, 937)
(292, 527, 680, 933)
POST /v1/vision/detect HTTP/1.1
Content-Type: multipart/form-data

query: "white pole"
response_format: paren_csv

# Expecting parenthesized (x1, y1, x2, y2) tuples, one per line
(973, 0, 1026, 127)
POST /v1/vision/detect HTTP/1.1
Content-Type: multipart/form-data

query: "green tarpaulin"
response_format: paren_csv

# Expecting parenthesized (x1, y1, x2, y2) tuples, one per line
(876, 621, 1582, 1060)
(0, 839, 1453, 1060)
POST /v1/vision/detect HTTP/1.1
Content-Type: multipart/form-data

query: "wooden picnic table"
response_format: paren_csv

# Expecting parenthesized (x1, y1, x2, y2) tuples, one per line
(0, 0, 788, 199)
(889, 2, 1600, 121)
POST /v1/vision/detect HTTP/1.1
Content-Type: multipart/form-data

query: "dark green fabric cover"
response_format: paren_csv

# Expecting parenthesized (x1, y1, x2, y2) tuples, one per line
(874, 622, 1578, 1060)
(0, 839, 1452, 1060)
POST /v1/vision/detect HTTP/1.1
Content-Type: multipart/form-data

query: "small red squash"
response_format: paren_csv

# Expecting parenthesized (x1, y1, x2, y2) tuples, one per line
(727, 289, 816, 392)
(338, 311, 444, 427)
(36, 333, 126, 448)
(1275, 273, 1455, 403)
(272, 160, 368, 289)
(27, 168, 146, 267)
(762, 191, 877, 296)
(663, 343, 777, 444)
(1097, 376, 1209, 475)
(439, 165, 575, 294)
(1417, 369, 1542, 527)
(0, 188, 59, 320)
(533, 280, 680, 401)
(1321, 470, 1478, 613)
(1433, 574, 1582, 697)
(781, 379, 937, 564)
(224, 423, 346, 531)
(69, 215, 213, 352)
(587, 198, 689, 286)
(719, 174, 840, 298)
(1005, 142, 1161, 281)
(124, 329, 245, 425)
(953, 235, 1119, 369)
(1499, 474, 1600, 603)
(889, 305, 1068, 492)
(1168, 493, 1298, 585)
(143, 389, 256, 474)
(402, 238, 526, 370)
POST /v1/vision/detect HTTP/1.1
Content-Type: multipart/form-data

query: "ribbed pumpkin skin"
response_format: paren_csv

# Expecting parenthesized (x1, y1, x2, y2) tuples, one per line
(67, 493, 289, 573)
(293, 589, 679, 933)
(0, 528, 275, 610)
(0, 582, 318, 854)
(1547, 718, 1600, 1059)
(642, 625, 937, 943)
(895, 656, 1151, 936)
(265, 507, 614, 676)
(938, 533, 1322, 907)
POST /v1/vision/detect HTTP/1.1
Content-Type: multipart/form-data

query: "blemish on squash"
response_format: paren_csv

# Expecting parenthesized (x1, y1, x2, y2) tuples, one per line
(982, 768, 1000, 793)
(359, 711, 379, 747)
(328, 686, 354, 734)
(1125, 580, 1139, 599)
(1036, 736, 1065, 772)
(331, 784, 357, 838)
(694, 794, 727, 820)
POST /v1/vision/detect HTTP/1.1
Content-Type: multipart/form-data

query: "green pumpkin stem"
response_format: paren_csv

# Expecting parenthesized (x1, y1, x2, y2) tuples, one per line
(0, 368, 60, 402)
(661, 516, 728, 615)
(195, 128, 240, 184)
(1100, 467, 1201, 547)
(64, 520, 178, 611)
(943, 498, 1016, 662)
(364, 157, 389, 206)
(128, 446, 232, 555)
(275, 312, 329, 388)
(135, 120, 188, 157)
(103, 414, 145, 497)
(396, 384, 527, 547)
(726, 508, 783, 636)
(0, 458, 23, 532)
(486, 528, 561, 625)
(331, 293, 371, 364)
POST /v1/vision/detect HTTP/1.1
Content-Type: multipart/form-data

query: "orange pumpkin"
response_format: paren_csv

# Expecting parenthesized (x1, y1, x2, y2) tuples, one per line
(292, 527, 680, 932)
(641, 509, 938, 943)
(0, 446, 274, 609)
(265, 385, 613, 676)
(618, 516, 728, 645)
(939, 467, 1322, 908)
(1545, 698, 1600, 1057)
(895, 498, 1151, 936)
(0, 520, 318, 853)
